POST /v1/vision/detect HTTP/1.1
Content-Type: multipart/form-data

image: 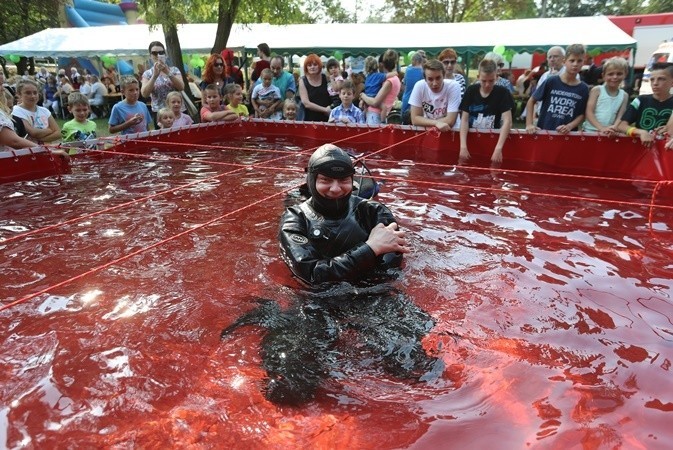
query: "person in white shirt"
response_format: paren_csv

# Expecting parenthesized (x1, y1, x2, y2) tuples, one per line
(79, 75, 92, 97)
(409, 59, 462, 132)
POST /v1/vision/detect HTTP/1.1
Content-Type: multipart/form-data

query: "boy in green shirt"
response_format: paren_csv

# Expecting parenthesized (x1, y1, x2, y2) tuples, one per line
(61, 92, 97, 152)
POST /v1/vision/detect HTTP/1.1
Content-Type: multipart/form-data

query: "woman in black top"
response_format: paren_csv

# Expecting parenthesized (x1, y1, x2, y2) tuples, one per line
(298, 54, 332, 122)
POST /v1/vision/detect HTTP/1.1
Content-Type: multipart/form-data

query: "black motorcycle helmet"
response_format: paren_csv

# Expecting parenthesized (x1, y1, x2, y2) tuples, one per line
(306, 144, 356, 218)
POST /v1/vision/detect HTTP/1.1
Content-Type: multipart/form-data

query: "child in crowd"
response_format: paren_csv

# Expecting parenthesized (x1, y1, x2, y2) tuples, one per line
(200, 84, 238, 123)
(157, 107, 175, 129)
(526, 44, 589, 134)
(43, 76, 58, 116)
(359, 56, 386, 117)
(166, 91, 193, 127)
(108, 76, 152, 135)
(11, 79, 61, 143)
(0, 88, 69, 159)
(359, 55, 397, 122)
(225, 83, 249, 118)
(351, 72, 365, 99)
(329, 80, 365, 124)
(583, 57, 629, 136)
(0, 86, 44, 150)
(282, 99, 297, 121)
(326, 58, 344, 108)
(459, 59, 514, 165)
(251, 69, 282, 119)
(61, 92, 97, 149)
(409, 59, 462, 132)
(617, 62, 673, 146)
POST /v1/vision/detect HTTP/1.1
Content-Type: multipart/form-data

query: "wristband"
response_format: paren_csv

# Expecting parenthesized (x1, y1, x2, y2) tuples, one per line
(627, 126, 637, 137)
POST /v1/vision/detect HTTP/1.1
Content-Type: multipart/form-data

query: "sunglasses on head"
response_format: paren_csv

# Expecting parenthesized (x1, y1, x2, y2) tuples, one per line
(151, 50, 166, 56)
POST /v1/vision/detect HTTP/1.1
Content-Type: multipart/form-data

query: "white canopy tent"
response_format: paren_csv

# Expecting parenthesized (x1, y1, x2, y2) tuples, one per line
(0, 16, 635, 59)
(0, 23, 258, 58)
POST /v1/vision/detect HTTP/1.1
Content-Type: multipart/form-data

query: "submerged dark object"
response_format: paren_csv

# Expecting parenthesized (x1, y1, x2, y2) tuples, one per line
(221, 299, 334, 405)
(221, 289, 444, 405)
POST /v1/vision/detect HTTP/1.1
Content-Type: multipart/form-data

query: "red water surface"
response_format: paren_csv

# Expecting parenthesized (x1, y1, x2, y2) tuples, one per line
(1, 135, 672, 449)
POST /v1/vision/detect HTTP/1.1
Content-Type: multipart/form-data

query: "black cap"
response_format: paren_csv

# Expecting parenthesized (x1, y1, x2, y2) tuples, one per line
(306, 145, 355, 218)
(308, 145, 355, 179)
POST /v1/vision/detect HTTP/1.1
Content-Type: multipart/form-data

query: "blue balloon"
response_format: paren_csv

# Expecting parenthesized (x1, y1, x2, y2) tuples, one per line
(117, 59, 134, 75)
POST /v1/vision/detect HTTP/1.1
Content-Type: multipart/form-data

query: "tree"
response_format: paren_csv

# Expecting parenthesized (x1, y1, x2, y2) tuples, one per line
(0, 0, 60, 45)
(647, 0, 673, 13)
(381, 0, 537, 24)
(538, 0, 668, 18)
(0, 0, 61, 75)
(151, 0, 350, 26)
(211, 0, 243, 54)
(139, 0, 193, 102)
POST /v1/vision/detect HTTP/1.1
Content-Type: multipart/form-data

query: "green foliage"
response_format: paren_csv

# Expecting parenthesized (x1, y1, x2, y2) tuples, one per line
(382, 0, 537, 23)
(237, 0, 308, 23)
(646, 0, 673, 13)
(0, 0, 60, 45)
(539, 0, 673, 17)
(303, 0, 355, 23)
(141, 0, 352, 25)
(138, 0, 185, 27)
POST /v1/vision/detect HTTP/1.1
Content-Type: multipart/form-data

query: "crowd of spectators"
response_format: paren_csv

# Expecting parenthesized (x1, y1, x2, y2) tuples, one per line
(3, 41, 673, 159)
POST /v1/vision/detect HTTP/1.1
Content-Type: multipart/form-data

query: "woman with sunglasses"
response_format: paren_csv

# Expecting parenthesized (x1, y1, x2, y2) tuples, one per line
(199, 54, 234, 98)
(141, 41, 185, 128)
(437, 48, 466, 96)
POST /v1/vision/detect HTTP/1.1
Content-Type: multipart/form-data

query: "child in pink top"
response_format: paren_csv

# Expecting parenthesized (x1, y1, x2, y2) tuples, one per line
(166, 91, 193, 127)
(200, 84, 238, 123)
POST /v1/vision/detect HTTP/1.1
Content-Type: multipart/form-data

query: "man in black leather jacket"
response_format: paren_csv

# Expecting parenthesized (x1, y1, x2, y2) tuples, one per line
(220, 145, 441, 406)
(279, 144, 409, 285)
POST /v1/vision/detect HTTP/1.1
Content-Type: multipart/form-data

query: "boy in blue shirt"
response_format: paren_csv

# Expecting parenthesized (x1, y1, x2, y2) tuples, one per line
(525, 44, 589, 134)
(108, 77, 151, 135)
(329, 80, 365, 124)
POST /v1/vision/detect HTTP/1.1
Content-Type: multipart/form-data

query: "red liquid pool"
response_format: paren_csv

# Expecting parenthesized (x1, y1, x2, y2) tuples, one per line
(1, 124, 672, 448)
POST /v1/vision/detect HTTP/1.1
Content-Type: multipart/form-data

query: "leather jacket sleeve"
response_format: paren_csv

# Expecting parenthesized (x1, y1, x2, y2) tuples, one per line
(278, 198, 401, 285)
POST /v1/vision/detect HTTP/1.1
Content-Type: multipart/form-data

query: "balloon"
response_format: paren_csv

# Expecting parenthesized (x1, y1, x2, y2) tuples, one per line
(117, 59, 134, 75)
(182, 54, 189, 64)
(101, 55, 117, 66)
(493, 45, 506, 55)
(504, 49, 515, 63)
(8, 54, 20, 63)
(190, 57, 204, 68)
(333, 50, 343, 61)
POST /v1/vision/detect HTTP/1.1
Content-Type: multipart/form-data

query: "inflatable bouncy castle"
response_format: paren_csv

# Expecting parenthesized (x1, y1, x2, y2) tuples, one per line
(63, 0, 141, 27)
(59, 1, 141, 76)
